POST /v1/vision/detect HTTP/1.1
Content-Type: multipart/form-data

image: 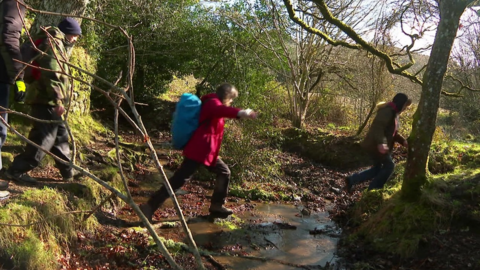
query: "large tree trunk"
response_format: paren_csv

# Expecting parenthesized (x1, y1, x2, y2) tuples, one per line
(402, 0, 469, 200)
(30, 0, 89, 37)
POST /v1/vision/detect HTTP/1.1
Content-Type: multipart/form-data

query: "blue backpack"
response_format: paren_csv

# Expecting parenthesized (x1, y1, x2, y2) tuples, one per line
(171, 93, 203, 150)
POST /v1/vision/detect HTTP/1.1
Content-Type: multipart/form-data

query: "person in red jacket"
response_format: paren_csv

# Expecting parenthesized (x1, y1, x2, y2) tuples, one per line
(140, 83, 257, 222)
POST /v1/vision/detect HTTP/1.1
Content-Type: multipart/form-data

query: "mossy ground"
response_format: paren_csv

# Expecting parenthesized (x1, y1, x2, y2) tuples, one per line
(345, 141, 480, 259)
(0, 188, 98, 270)
(0, 109, 121, 268)
(2, 75, 477, 268)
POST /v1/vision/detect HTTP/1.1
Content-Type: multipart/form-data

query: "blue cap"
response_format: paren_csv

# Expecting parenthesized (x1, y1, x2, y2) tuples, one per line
(58, 17, 82, 35)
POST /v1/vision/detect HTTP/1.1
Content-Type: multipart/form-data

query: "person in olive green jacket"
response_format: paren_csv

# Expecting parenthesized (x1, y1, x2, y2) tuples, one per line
(344, 93, 412, 193)
(5, 18, 81, 185)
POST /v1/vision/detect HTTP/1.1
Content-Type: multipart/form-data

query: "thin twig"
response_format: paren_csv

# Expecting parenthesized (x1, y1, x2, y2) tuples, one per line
(83, 193, 116, 221)
(12, 3, 205, 268)
(264, 237, 279, 249)
(0, 109, 182, 270)
(204, 254, 227, 270)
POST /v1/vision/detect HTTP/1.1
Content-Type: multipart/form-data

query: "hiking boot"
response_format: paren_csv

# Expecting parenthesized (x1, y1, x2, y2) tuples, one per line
(344, 176, 352, 194)
(63, 169, 83, 182)
(5, 170, 38, 184)
(0, 180, 9, 191)
(209, 204, 233, 215)
(139, 203, 153, 223)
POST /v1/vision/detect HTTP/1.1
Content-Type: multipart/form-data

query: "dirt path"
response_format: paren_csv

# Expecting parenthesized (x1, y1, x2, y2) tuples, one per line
(2, 129, 479, 270)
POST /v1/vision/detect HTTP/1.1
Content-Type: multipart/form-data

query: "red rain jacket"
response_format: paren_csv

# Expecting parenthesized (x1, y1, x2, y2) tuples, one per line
(183, 93, 241, 166)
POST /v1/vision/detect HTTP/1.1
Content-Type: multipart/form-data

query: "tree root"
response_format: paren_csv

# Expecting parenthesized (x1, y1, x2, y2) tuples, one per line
(204, 254, 227, 270)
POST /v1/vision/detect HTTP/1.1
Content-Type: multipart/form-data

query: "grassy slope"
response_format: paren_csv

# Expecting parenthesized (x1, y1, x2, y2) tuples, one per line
(344, 140, 480, 259)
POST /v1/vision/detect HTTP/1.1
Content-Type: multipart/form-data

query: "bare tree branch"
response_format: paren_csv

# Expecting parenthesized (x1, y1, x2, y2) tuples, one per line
(282, 0, 423, 84)
(446, 74, 480, 92)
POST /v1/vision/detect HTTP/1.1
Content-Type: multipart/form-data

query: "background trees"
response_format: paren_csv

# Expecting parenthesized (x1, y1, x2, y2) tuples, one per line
(281, 0, 479, 200)
(24, 0, 480, 200)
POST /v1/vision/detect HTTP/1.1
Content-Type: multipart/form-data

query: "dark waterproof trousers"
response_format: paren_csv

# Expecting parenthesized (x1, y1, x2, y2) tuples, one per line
(349, 153, 395, 190)
(147, 157, 231, 212)
(9, 104, 73, 178)
(0, 83, 9, 171)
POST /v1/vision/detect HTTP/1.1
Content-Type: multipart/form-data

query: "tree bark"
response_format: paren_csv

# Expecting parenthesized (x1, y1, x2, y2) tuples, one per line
(30, 0, 89, 37)
(402, 0, 469, 200)
(292, 97, 307, 128)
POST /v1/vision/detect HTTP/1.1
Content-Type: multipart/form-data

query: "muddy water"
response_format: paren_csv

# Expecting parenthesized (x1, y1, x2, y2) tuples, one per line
(189, 204, 340, 269)
(126, 167, 340, 269)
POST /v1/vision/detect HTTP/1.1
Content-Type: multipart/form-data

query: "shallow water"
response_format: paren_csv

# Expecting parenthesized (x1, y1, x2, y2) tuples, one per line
(174, 203, 340, 270)
(123, 170, 340, 269)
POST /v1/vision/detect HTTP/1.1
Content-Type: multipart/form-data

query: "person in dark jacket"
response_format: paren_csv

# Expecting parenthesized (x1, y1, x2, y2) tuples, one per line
(5, 18, 82, 185)
(140, 83, 257, 222)
(0, 0, 26, 190)
(344, 93, 412, 193)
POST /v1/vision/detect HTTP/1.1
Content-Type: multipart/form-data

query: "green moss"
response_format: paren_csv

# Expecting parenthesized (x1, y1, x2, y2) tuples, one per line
(276, 127, 370, 169)
(2, 123, 31, 148)
(215, 215, 242, 230)
(82, 170, 126, 208)
(428, 141, 480, 174)
(223, 129, 284, 183)
(349, 164, 480, 258)
(160, 237, 187, 253)
(69, 46, 97, 94)
(20, 188, 76, 241)
(353, 262, 375, 270)
(95, 166, 121, 182)
(68, 113, 109, 146)
(229, 184, 293, 201)
(1, 152, 14, 168)
(355, 194, 436, 257)
(0, 188, 98, 270)
(9, 231, 57, 270)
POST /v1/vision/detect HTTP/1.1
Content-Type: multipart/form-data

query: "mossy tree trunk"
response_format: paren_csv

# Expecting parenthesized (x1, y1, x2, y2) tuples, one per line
(291, 94, 308, 129)
(401, 0, 471, 200)
(30, 0, 89, 37)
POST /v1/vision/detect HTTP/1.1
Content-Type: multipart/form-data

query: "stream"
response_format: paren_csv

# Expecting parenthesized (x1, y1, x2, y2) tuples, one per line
(121, 166, 342, 270)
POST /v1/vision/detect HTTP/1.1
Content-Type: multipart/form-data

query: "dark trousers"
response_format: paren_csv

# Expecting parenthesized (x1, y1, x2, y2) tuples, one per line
(350, 153, 395, 190)
(147, 157, 231, 211)
(0, 83, 10, 170)
(9, 104, 73, 178)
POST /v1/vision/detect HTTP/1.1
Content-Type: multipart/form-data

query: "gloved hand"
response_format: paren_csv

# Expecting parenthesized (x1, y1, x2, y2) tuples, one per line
(13, 80, 26, 103)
